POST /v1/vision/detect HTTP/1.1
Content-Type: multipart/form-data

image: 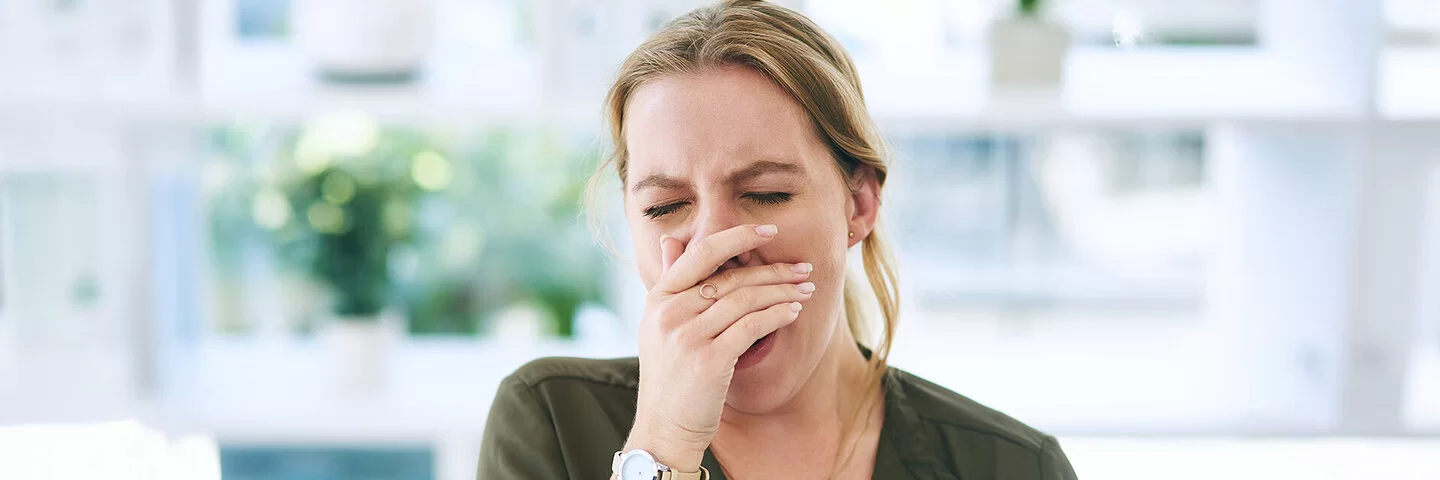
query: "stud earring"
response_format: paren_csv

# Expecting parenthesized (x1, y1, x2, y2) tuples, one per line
(849, 231, 854, 238)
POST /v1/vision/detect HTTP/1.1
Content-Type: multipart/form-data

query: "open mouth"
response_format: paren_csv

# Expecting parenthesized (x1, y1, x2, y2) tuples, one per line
(736, 331, 777, 369)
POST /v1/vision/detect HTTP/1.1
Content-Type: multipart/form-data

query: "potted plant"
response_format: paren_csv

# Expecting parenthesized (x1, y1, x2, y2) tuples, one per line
(290, 0, 437, 83)
(268, 122, 435, 394)
(988, 0, 1070, 90)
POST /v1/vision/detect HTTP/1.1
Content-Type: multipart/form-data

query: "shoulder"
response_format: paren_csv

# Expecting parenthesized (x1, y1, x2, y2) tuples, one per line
(482, 357, 641, 478)
(886, 368, 1076, 478)
(502, 356, 641, 392)
(888, 367, 1052, 452)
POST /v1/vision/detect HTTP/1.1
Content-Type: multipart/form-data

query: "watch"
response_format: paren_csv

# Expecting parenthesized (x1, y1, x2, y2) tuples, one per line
(612, 449, 709, 480)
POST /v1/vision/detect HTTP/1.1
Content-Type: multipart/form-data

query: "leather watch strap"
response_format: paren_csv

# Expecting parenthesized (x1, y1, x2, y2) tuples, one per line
(660, 466, 709, 480)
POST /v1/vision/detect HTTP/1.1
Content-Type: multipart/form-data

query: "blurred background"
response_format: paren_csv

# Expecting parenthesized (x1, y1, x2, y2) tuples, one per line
(1, 0, 1439, 479)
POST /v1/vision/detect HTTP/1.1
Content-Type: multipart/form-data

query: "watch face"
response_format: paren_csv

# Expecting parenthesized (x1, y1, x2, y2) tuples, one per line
(619, 452, 658, 480)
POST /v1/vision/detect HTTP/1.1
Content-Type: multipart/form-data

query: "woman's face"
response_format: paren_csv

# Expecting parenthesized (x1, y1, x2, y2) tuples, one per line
(622, 64, 876, 413)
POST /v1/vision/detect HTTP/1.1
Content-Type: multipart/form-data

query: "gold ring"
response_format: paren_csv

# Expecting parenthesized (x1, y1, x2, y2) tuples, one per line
(699, 283, 719, 300)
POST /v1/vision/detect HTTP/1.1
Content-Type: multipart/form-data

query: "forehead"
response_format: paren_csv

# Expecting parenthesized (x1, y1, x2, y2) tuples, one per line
(623, 65, 828, 183)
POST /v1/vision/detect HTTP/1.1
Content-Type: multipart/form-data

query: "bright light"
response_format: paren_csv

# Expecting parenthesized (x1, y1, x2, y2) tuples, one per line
(411, 150, 452, 191)
(200, 160, 234, 198)
(251, 188, 291, 230)
(383, 199, 412, 238)
(307, 201, 346, 234)
(294, 110, 380, 173)
(441, 223, 484, 266)
(320, 170, 357, 205)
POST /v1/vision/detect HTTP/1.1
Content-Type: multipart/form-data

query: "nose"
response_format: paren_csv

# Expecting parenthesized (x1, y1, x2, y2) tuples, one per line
(685, 196, 755, 268)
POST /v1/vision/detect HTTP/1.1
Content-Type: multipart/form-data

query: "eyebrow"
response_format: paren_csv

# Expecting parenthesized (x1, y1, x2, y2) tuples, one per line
(630, 160, 803, 193)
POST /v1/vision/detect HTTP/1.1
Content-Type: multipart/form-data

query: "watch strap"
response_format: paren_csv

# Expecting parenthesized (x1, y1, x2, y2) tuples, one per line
(660, 466, 709, 480)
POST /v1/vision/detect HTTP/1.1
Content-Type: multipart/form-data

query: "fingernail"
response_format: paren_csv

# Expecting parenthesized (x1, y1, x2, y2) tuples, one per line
(660, 233, 672, 242)
(789, 302, 803, 313)
(796, 282, 815, 294)
(755, 224, 778, 237)
(790, 263, 813, 274)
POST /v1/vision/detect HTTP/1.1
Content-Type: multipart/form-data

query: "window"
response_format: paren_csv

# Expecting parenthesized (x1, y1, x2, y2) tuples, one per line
(881, 126, 1348, 432)
(889, 131, 1207, 313)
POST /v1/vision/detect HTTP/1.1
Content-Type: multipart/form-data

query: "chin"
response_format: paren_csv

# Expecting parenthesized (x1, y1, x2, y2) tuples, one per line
(723, 331, 806, 413)
(724, 371, 793, 414)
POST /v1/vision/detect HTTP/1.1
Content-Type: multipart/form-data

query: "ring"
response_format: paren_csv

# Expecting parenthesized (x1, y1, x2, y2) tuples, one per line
(699, 283, 719, 300)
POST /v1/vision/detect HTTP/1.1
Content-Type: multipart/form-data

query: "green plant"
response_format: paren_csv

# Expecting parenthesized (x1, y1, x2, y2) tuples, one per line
(453, 130, 606, 337)
(206, 123, 609, 336)
(1019, 0, 1042, 17)
(279, 167, 412, 317)
(265, 125, 434, 320)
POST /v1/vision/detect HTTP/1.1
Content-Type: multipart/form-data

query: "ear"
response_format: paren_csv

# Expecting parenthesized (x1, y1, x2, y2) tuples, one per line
(846, 165, 881, 248)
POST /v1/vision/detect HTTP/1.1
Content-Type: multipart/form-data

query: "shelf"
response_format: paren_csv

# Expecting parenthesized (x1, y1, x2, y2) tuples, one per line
(865, 47, 1362, 130)
(147, 318, 1339, 441)
(155, 339, 634, 441)
(191, 46, 1362, 128)
(195, 44, 549, 124)
(1, 46, 1374, 129)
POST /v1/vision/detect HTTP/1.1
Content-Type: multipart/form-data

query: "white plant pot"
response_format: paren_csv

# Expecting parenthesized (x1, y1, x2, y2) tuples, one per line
(988, 17, 1070, 90)
(319, 312, 401, 395)
(291, 0, 436, 82)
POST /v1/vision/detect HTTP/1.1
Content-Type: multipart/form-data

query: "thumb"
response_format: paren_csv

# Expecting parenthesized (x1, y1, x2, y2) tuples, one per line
(660, 234, 684, 273)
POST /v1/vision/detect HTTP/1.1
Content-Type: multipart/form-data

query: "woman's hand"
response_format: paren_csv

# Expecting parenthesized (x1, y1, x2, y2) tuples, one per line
(623, 224, 815, 473)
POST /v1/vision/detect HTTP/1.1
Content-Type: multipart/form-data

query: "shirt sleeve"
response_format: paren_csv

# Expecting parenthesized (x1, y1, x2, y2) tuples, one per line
(1040, 435, 1079, 480)
(477, 374, 571, 480)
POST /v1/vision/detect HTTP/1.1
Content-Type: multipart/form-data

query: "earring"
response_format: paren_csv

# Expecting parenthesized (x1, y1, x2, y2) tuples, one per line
(848, 231, 854, 238)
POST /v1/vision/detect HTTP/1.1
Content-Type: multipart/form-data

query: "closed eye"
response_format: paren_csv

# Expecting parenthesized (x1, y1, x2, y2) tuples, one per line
(746, 192, 792, 205)
(643, 201, 688, 219)
(642, 193, 791, 219)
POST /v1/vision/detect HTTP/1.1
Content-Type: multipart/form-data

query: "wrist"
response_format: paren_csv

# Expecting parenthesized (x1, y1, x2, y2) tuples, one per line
(623, 421, 708, 473)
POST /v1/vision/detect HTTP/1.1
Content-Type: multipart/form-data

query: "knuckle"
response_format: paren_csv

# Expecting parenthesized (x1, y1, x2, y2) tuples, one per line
(672, 325, 701, 346)
(716, 268, 743, 289)
(728, 287, 755, 306)
(653, 302, 683, 328)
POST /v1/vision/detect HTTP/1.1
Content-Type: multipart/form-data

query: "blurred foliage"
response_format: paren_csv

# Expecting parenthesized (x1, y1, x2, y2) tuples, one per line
(1019, 0, 1043, 17)
(204, 118, 606, 337)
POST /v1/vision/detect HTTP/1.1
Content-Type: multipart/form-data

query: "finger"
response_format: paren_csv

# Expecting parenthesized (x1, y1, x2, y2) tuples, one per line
(715, 301, 802, 357)
(706, 262, 812, 299)
(670, 262, 812, 314)
(656, 224, 778, 293)
(692, 282, 813, 338)
(660, 234, 684, 274)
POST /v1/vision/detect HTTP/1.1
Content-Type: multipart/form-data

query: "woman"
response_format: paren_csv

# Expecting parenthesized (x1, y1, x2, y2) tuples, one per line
(479, 1, 1077, 479)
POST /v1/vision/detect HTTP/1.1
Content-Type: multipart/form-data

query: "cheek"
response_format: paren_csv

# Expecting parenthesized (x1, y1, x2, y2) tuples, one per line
(628, 218, 662, 289)
(768, 210, 848, 290)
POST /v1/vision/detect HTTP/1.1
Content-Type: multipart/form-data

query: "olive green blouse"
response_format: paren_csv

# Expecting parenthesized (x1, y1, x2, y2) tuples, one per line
(478, 356, 1078, 480)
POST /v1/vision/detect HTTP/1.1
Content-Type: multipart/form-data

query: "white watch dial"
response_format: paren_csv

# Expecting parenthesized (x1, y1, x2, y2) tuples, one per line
(620, 452, 658, 480)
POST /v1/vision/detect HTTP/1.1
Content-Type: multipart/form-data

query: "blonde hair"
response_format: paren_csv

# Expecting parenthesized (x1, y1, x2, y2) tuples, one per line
(588, 0, 900, 376)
